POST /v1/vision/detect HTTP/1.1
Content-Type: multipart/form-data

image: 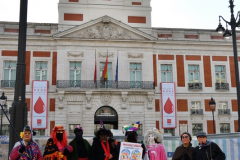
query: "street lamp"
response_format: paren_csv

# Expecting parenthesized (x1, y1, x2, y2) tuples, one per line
(209, 97, 216, 134)
(0, 92, 7, 135)
(216, 0, 240, 132)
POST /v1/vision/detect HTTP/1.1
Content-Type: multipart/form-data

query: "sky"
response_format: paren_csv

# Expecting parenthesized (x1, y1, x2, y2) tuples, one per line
(0, 0, 240, 30)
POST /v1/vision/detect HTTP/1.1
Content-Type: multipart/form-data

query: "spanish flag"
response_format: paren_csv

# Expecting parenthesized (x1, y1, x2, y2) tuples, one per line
(102, 54, 108, 81)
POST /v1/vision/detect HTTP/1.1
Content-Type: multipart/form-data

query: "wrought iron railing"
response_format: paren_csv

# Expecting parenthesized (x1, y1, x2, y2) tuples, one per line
(188, 83, 202, 90)
(1, 80, 15, 88)
(190, 109, 203, 115)
(57, 80, 155, 89)
(215, 83, 229, 90)
(218, 109, 230, 115)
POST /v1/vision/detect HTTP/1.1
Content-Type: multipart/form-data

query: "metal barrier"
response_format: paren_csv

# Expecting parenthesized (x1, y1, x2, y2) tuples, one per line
(1, 133, 240, 160)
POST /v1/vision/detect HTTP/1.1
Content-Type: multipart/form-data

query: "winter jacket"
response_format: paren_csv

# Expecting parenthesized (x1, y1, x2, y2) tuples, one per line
(90, 137, 117, 160)
(68, 138, 91, 160)
(172, 143, 194, 160)
(192, 141, 225, 160)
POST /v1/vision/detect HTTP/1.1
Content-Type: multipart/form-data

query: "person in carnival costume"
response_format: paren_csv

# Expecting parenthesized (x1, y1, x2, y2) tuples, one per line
(172, 132, 194, 160)
(10, 125, 43, 160)
(143, 128, 167, 160)
(43, 125, 73, 160)
(67, 126, 91, 160)
(122, 121, 146, 159)
(90, 120, 117, 160)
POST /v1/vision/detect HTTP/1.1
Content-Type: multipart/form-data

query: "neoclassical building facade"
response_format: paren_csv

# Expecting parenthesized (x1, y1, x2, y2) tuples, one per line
(0, 0, 239, 136)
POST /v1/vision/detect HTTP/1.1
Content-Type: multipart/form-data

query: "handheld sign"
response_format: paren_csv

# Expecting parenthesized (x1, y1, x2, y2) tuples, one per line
(118, 142, 143, 160)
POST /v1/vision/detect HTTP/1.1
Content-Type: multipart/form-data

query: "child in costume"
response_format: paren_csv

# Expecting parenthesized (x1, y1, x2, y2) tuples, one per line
(43, 125, 72, 160)
(143, 128, 167, 160)
(122, 121, 146, 159)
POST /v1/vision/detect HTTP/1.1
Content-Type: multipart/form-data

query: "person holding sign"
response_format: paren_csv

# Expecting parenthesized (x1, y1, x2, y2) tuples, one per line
(9, 125, 43, 160)
(144, 128, 167, 160)
(172, 132, 194, 160)
(43, 125, 73, 160)
(90, 120, 117, 160)
(122, 121, 146, 159)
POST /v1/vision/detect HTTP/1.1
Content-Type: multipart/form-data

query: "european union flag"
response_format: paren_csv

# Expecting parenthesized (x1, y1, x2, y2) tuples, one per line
(115, 56, 118, 82)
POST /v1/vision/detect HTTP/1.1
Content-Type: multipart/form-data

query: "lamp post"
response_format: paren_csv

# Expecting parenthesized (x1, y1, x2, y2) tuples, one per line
(216, 0, 240, 132)
(0, 92, 7, 135)
(209, 98, 216, 134)
(9, 0, 28, 153)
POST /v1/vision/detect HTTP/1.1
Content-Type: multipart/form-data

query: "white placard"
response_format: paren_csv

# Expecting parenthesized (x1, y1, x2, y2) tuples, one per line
(118, 142, 143, 160)
(31, 81, 48, 129)
(161, 82, 176, 128)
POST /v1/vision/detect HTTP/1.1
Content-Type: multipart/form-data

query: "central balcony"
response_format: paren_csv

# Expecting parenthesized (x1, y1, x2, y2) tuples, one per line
(57, 80, 155, 89)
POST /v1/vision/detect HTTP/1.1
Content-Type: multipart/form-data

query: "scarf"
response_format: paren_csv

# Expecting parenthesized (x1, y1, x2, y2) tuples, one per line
(101, 140, 110, 160)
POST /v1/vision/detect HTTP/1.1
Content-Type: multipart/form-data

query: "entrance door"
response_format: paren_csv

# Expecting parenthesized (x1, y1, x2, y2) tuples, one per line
(94, 106, 118, 135)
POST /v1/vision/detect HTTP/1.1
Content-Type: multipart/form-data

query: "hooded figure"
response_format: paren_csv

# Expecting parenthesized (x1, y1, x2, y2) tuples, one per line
(122, 121, 146, 159)
(90, 120, 117, 160)
(9, 125, 43, 160)
(43, 125, 73, 160)
(144, 128, 167, 160)
(67, 126, 91, 160)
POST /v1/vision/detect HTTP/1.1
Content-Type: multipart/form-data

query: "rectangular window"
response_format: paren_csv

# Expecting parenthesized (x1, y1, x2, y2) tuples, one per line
(218, 102, 228, 109)
(188, 65, 199, 83)
(161, 64, 172, 82)
(137, 124, 142, 136)
(2, 124, 10, 136)
(191, 101, 201, 109)
(215, 65, 226, 83)
(220, 123, 230, 133)
(33, 129, 45, 136)
(3, 61, 16, 87)
(69, 124, 80, 136)
(69, 62, 81, 87)
(164, 129, 175, 136)
(35, 62, 48, 80)
(4, 61, 16, 80)
(69, 62, 81, 80)
(130, 63, 142, 88)
(192, 123, 203, 136)
(100, 62, 112, 80)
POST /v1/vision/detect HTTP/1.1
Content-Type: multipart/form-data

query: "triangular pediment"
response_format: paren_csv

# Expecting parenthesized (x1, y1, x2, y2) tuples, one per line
(54, 16, 157, 41)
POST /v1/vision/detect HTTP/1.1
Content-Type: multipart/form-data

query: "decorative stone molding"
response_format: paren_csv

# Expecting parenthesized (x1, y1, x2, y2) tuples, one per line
(58, 91, 65, 109)
(65, 94, 84, 102)
(67, 51, 84, 57)
(147, 92, 154, 109)
(102, 16, 110, 23)
(127, 53, 144, 58)
(86, 91, 92, 109)
(128, 95, 145, 103)
(98, 52, 114, 58)
(65, 22, 147, 40)
(100, 93, 112, 105)
(121, 92, 128, 109)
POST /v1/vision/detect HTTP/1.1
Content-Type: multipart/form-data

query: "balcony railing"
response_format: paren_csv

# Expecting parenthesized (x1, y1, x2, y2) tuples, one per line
(190, 109, 203, 115)
(1, 80, 15, 88)
(215, 83, 229, 90)
(218, 109, 230, 115)
(188, 83, 202, 90)
(57, 80, 155, 89)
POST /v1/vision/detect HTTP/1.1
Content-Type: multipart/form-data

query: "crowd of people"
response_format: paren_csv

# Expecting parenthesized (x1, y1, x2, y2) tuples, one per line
(9, 121, 226, 160)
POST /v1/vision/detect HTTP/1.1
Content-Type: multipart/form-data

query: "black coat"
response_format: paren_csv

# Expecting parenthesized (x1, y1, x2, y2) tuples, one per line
(90, 137, 117, 160)
(192, 141, 225, 160)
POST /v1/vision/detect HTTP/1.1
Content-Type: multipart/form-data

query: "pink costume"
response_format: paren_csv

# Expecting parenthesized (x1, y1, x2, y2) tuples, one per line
(144, 144, 167, 160)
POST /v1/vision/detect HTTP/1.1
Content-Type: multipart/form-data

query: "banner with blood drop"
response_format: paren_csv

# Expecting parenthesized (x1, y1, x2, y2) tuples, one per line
(31, 81, 48, 129)
(161, 82, 176, 128)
